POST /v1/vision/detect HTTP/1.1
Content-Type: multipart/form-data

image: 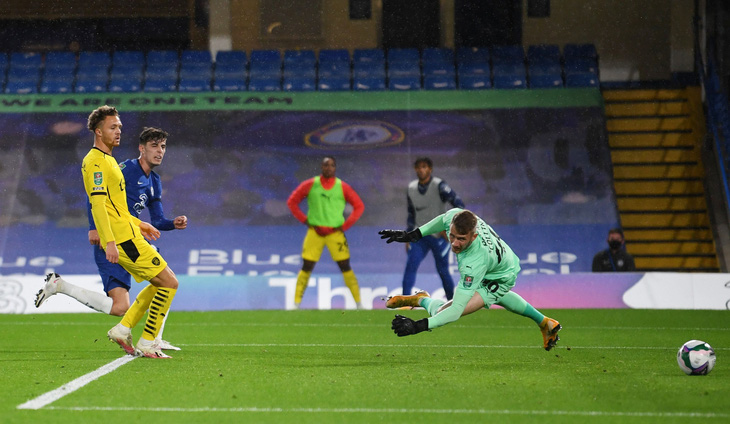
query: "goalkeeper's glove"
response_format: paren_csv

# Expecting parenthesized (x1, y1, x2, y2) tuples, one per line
(391, 314, 430, 337)
(378, 228, 423, 244)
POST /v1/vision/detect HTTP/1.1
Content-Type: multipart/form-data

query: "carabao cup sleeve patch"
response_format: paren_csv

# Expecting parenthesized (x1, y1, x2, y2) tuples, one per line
(93, 172, 103, 185)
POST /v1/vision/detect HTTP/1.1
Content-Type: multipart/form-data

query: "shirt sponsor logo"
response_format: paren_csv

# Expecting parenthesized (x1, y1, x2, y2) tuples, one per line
(93, 172, 103, 185)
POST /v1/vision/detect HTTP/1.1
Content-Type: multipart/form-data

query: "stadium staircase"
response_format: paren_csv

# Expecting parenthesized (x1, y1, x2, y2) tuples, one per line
(603, 87, 720, 272)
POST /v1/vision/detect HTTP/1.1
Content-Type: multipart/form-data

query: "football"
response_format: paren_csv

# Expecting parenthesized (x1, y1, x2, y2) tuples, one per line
(677, 340, 716, 375)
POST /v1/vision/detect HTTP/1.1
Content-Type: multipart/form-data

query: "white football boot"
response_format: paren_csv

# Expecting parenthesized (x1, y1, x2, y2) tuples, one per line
(34, 272, 64, 308)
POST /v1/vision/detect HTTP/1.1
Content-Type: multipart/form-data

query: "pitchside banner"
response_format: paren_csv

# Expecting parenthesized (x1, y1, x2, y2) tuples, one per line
(0, 89, 628, 311)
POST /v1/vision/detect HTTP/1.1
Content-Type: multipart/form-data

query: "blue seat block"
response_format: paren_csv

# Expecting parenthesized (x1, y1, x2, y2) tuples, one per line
(493, 74, 527, 89)
(388, 76, 420, 90)
(213, 77, 247, 91)
(353, 76, 385, 91)
(248, 77, 281, 91)
(565, 72, 599, 87)
(283, 76, 316, 92)
(422, 48, 454, 64)
(529, 73, 563, 88)
(458, 74, 491, 90)
(318, 76, 351, 91)
(423, 75, 456, 90)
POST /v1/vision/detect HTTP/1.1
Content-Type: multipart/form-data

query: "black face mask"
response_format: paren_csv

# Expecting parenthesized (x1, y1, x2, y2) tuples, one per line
(608, 240, 622, 250)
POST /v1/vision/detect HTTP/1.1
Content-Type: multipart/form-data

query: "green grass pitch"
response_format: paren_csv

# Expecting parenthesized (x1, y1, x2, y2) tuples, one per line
(2, 309, 729, 424)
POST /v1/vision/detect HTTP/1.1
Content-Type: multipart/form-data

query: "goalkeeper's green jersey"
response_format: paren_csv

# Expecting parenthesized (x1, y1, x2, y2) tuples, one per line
(419, 208, 521, 329)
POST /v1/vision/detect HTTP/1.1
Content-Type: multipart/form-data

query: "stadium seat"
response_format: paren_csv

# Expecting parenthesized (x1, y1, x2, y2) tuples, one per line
(215, 50, 247, 77)
(74, 78, 107, 93)
(180, 66, 212, 81)
(249, 50, 281, 79)
(527, 44, 561, 65)
(422, 48, 454, 64)
(10, 52, 43, 69)
(388, 61, 420, 78)
(529, 73, 563, 88)
(144, 78, 178, 92)
(283, 76, 316, 92)
(493, 74, 527, 89)
(147, 50, 180, 67)
(181, 50, 212, 67)
(492, 63, 526, 77)
(564, 58, 599, 75)
(213, 77, 247, 91)
(388, 75, 420, 90)
(110, 66, 144, 80)
(353, 49, 385, 64)
(76, 67, 109, 83)
(458, 61, 490, 76)
(318, 60, 350, 78)
(42, 66, 76, 85)
(44, 52, 77, 70)
(317, 76, 350, 91)
(491, 45, 524, 64)
(283, 60, 316, 78)
(318, 49, 350, 65)
(0, 52, 8, 71)
(113, 51, 145, 69)
(179, 78, 211, 92)
(565, 72, 599, 87)
(387, 48, 420, 64)
(108, 78, 142, 93)
(353, 61, 385, 78)
(353, 76, 385, 91)
(248, 77, 281, 91)
(423, 75, 456, 90)
(4, 78, 38, 94)
(456, 47, 490, 64)
(40, 79, 74, 94)
(145, 67, 178, 82)
(78, 51, 111, 70)
(284, 50, 316, 66)
(423, 61, 455, 77)
(563, 43, 598, 61)
(458, 74, 491, 89)
(529, 62, 562, 76)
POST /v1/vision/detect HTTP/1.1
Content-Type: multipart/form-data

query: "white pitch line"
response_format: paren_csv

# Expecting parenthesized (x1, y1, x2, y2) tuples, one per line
(17, 355, 136, 410)
(43, 405, 730, 418)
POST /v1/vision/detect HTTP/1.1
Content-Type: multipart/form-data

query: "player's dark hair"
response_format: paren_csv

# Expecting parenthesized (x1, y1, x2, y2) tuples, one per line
(323, 155, 336, 165)
(139, 127, 169, 145)
(608, 228, 625, 239)
(87, 105, 118, 132)
(414, 157, 433, 168)
(452, 210, 477, 234)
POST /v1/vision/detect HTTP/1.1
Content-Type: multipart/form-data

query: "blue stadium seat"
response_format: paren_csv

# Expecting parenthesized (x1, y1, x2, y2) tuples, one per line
(353, 76, 385, 91)
(318, 61, 350, 78)
(5, 79, 38, 94)
(74, 78, 107, 93)
(251, 49, 281, 64)
(388, 61, 420, 78)
(0, 52, 8, 71)
(422, 48, 454, 64)
(353, 49, 385, 64)
(423, 61, 455, 77)
(40, 79, 73, 94)
(458, 61, 490, 76)
(564, 58, 599, 75)
(318, 49, 350, 64)
(248, 77, 281, 91)
(215, 50, 247, 76)
(213, 77, 247, 91)
(147, 50, 180, 67)
(493, 74, 527, 89)
(283, 61, 316, 78)
(10, 52, 43, 69)
(423, 75, 456, 90)
(529, 62, 562, 76)
(491, 45, 524, 64)
(527, 44, 561, 65)
(113, 51, 145, 69)
(565, 72, 599, 87)
(318, 76, 350, 91)
(8, 67, 41, 83)
(76, 67, 109, 82)
(492, 63, 526, 77)
(387, 48, 420, 64)
(110, 67, 144, 80)
(388, 75, 420, 90)
(563, 43, 598, 60)
(179, 78, 211, 92)
(180, 67, 212, 80)
(284, 50, 316, 66)
(283, 76, 316, 92)
(181, 50, 212, 66)
(78, 51, 111, 70)
(353, 61, 385, 78)
(458, 74, 491, 89)
(43, 66, 76, 83)
(108, 78, 142, 93)
(45, 52, 77, 70)
(250, 50, 281, 79)
(145, 67, 178, 81)
(529, 73, 563, 88)
(457, 47, 490, 64)
(144, 78, 178, 92)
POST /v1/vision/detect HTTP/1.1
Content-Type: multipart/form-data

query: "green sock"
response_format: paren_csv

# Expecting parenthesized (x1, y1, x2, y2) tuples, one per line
(421, 297, 446, 317)
(497, 291, 544, 325)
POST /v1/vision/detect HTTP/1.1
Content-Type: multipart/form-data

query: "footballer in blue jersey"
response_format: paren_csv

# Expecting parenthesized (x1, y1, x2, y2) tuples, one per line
(87, 127, 187, 316)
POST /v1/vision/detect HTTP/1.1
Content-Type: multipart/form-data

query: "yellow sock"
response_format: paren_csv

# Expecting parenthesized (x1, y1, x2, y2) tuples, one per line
(295, 270, 311, 304)
(342, 269, 360, 303)
(120, 284, 157, 329)
(141, 287, 177, 341)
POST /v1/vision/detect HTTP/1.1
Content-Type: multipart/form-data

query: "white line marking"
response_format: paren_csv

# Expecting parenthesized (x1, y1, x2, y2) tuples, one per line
(43, 406, 730, 418)
(17, 355, 136, 410)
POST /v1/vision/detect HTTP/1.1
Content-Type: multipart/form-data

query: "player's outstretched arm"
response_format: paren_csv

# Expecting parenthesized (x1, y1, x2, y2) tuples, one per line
(173, 215, 188, 230)
(378, 228, 422, 244)
(391, 314, 429, 337)
(139, 222, 161, 241)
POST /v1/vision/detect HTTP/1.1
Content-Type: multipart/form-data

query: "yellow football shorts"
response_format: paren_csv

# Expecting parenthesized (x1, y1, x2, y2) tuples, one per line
(301, 227, 351, 262)
(115, 236, 168, 283)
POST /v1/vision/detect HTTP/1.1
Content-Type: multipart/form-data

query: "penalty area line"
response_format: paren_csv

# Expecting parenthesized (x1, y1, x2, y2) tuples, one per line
(17, 355, 136, 410)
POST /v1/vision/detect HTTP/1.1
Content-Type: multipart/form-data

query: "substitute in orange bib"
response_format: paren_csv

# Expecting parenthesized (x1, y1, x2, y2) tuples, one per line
(287, 156, 365, 309)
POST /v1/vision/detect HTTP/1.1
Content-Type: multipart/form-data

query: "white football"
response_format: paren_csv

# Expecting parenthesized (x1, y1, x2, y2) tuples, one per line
(677, 340, 716, 375)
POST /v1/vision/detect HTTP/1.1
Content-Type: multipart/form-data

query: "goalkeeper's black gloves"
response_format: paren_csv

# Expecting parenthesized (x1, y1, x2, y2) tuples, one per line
(391, 314, 430, 337)
(378, 228, 423, 244)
